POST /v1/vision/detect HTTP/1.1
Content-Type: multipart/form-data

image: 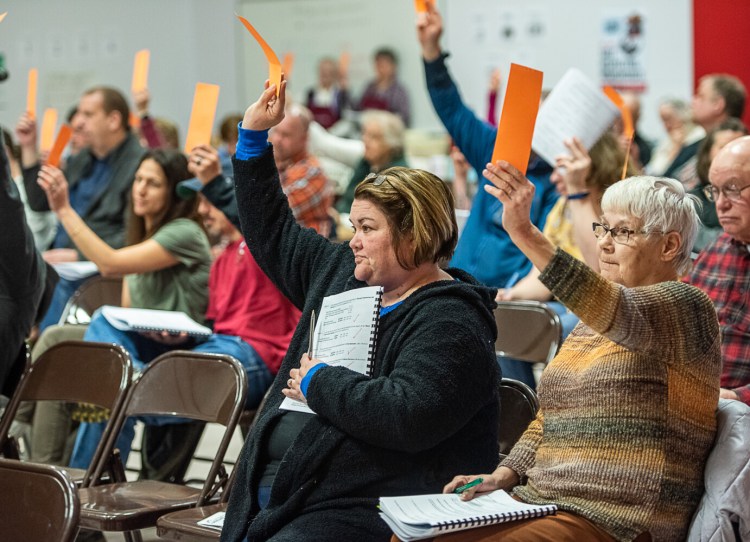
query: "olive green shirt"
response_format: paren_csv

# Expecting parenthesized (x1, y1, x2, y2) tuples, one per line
(126, 218, 211, 323)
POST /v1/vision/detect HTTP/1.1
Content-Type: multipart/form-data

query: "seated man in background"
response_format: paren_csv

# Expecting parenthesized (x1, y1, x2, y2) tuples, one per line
(240, 103, 334, 237)
(688, 135, 750, 406)
(17, 86, 146, 332)
(416, 4, 558, 289)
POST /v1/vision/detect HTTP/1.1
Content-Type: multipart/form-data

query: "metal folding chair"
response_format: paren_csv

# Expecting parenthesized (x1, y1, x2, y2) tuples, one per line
(78, 351, 247, 542)
(497, 378, 540, 457)
(59, 275, 123, 326)
(0, 457, 80, 542)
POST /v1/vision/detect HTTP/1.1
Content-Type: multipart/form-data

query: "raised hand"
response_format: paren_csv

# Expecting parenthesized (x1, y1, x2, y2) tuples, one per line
(551, 137, 591, 196)
(416, 1, 443, 61)
(188, 144, 222, 185)
(483, 160, 536, 240)
(37, 165, 72, 213)
(242, 79, 287, 132)
(15, 112, 37, 150)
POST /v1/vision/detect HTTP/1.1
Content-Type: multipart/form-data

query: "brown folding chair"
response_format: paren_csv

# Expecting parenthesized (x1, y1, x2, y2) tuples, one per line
(78, 351, 248, 542)
(59, 275, 123, 325)
(0, 340, 133, 487)
(494, 301, 563, 384)
(156, 390, 271, 541)
(498, 378, 540, 457)
(0, 457, 80, 542)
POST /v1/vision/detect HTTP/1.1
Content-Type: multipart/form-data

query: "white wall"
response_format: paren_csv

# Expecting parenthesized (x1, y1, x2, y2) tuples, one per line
(0, 0, 242, 143)
(0, 0, 692, 143)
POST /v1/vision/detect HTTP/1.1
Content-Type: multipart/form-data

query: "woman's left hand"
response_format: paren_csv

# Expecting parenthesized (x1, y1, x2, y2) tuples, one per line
(282, 353, 320, 403)
(37, 165, 72, 214)
(483, 160, 536, 240)
(552, 137, 591, 195)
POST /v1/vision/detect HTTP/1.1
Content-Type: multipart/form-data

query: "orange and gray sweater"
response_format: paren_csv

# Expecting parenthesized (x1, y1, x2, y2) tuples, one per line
(502, 249, 721, 542)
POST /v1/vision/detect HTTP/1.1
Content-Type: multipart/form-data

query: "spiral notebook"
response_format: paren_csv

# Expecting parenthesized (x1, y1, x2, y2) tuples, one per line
(100, 306, 212, 338)
(280, 286, 383, 414)
(379, 490, 557, 541)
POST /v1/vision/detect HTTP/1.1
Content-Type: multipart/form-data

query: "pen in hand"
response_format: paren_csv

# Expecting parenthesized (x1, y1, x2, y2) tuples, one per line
(454, 477, 483, 494)
(308, 310, 316, 358)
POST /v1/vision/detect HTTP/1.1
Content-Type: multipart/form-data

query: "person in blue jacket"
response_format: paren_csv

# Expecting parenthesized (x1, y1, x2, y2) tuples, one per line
(417, 4, 558, 289)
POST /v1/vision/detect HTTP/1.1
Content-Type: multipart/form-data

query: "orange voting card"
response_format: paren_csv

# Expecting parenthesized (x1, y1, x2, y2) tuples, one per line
(414, 0, 430, 13)
(129, 111, 141, 129)
(46, 125, 72, 168)
(40, 108, 58, 152)
(282, 52, 294, 79)
(131, 49, 150, 93)
(603, 86, 634, 138)
(0, 12, 7, 24)
(184, 82, 220, 154)
(339, 51, 351, 76)
(491, 63, 543, 175)
(236, 14, 282, 95)
(603, 86, 634, 178)
(27, 68, 38, 120)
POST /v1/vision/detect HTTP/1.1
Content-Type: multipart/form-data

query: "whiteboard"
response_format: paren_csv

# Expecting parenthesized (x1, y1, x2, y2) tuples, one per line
(237, 0, 445, 130)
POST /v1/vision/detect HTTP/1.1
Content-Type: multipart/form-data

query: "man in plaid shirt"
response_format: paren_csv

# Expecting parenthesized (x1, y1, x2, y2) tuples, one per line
(269, 103, 334, 237)
(687, 136, 750, 405)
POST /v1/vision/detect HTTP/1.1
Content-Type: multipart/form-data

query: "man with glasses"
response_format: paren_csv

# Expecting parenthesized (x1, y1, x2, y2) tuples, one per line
(687, 136, 750, 405)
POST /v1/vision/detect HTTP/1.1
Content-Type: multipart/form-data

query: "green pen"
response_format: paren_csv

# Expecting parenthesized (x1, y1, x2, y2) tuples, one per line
(453, 478, 483, 494)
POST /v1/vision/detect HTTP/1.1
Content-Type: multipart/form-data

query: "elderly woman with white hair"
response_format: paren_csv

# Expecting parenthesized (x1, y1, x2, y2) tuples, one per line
(307, 109, 407, 213)
(431, 166, 722, 542)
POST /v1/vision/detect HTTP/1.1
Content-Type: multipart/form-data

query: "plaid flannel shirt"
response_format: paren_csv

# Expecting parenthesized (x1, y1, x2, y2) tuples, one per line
(687, 232, 750, 404)
(279, 154, 333, 238)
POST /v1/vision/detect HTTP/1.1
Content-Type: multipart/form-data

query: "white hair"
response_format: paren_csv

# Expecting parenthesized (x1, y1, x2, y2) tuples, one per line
(601, 176, 702, 275)
(360, 109, 405, 155)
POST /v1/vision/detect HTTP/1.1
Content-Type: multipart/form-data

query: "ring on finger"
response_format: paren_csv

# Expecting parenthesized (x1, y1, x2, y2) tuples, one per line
(288, 378, 294, 387)
(196, 157, 203, 165)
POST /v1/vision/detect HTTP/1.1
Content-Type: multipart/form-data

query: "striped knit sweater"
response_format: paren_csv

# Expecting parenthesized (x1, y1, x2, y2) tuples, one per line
(501, 249, 721, 542)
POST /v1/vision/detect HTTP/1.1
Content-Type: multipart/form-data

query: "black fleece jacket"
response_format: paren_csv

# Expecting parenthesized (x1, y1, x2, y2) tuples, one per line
(222, 147, 500, 542)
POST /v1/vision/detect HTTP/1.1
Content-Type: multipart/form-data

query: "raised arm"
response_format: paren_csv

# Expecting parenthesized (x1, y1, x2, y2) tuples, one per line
(484, 160, 718, 356)
(37, 165, 178, 276)
(417, 2, 496, 174)
(307, 120, 364, 168)
(235, 81, 349, 308)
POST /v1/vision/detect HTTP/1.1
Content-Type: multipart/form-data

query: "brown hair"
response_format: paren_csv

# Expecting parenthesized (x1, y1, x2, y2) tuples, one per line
(709, 74, 747, 119)
(696, 118, 748, 185)
(125, 149, 200, 246)
(82, 86, 130, 132)
(354, 167, 457, 269)
(586, 132, 639, 193)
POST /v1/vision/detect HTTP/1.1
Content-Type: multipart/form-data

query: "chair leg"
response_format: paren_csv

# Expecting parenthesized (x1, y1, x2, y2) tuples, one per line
(123, 530, 143, 542)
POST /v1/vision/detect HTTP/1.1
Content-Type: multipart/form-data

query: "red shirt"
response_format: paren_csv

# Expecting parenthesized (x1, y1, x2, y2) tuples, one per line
(206, 239, 300, 374)
(687, 232, 750, 404)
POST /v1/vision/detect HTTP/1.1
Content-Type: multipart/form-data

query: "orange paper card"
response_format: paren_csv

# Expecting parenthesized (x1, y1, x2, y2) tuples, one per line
(339, 51, 351, 75)
(236, 14, 282, 95)
(603, 86, 634, 138)
(184, 82, 220, 154)
(0, 12, 7, 24)
(414, 0, 430, 13)
(46, 125, 72, 168)
(129, 111, 141, 129)
(491, 63, 543, 175)
(131, 49, 150, 93)
(27, 68, 38, 120)
(282, 52, 294, 79)
(40, 108, 58, 152)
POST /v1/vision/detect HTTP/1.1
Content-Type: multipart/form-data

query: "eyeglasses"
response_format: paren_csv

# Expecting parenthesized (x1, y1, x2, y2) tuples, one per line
(703, 184, 750, 202)
(592, 222, 663, 244)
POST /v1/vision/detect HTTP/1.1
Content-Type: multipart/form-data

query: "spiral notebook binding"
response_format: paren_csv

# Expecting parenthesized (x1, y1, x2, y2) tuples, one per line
(435, 505, 556, 532)
(365, 287, 384, 376)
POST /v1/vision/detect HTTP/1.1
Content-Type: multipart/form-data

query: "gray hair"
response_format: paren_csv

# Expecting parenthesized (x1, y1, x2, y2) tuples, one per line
(659, 97, 692, 123)
(360, 109, 405, 155)
(285, 103, 313, 132)
(601, 176, 701, 275)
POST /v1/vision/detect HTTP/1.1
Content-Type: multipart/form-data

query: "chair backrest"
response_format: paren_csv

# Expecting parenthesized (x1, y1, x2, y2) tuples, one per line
(687, 398, 750, 541)
(0, 458, 80, 542)
(0, 340, 132, 486)
(59, 275, 123, 325)
(498, 378, 540, 456)
(494, 301, 562, 365)
(92, 351, 248, 505)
